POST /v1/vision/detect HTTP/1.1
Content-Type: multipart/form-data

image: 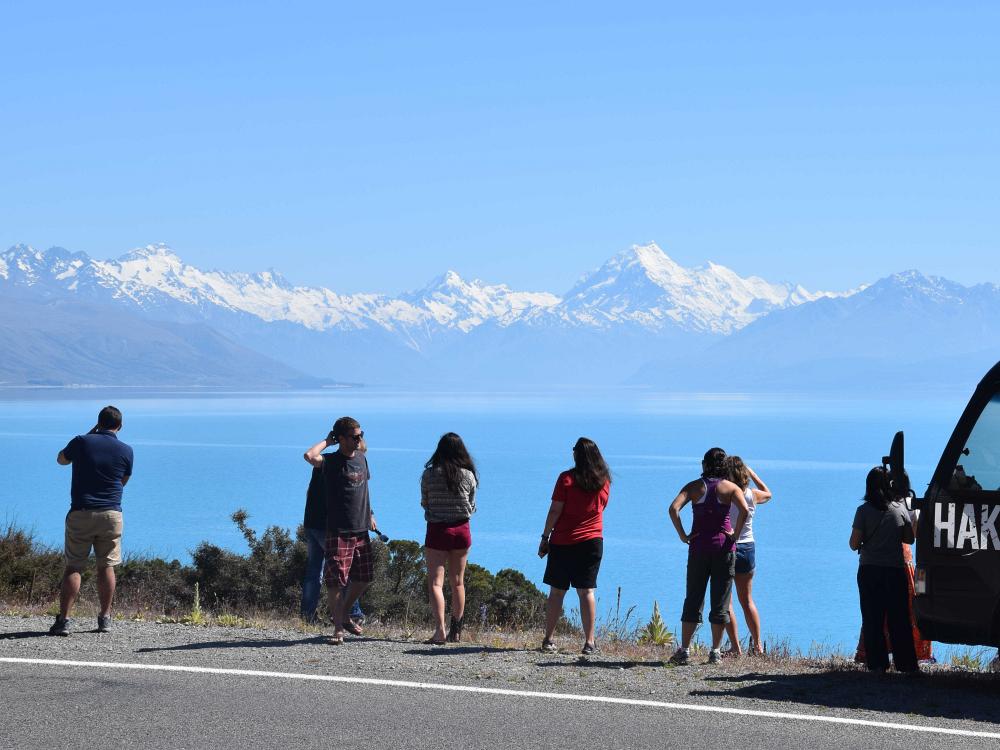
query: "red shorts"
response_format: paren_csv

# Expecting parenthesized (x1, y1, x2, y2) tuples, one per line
(324, 532, 374, 588)
(424, 520, 472, 551)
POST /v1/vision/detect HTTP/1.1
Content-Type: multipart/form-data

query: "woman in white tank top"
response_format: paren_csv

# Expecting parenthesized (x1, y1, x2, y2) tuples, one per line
(723, 456, 772, 656)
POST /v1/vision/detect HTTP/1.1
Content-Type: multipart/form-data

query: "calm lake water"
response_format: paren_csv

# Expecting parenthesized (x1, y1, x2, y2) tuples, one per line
(0, 388, 972, 654)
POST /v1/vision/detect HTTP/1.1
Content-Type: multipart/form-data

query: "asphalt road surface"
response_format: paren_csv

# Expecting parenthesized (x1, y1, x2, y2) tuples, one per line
(2, 658, 999, 750)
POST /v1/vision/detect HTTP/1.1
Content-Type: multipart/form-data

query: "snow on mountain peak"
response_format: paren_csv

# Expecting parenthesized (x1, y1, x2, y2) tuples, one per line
(441, 270, 465, 287)
(400, 270, 560, 332)
(557, 242, 851, 333)
(1, 244, 84, 283)
(252, 269, 293, 290)
(0, 239, 859, 340)
(116, 244, 185, 275)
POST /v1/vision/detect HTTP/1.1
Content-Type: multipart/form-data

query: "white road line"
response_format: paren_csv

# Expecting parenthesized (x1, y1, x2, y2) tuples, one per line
(3, 656, 998, 740)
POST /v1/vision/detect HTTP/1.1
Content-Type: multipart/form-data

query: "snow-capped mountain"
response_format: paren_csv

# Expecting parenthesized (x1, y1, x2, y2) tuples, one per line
(399, 271, 560, 333)
(9, 239, 932, 389)
(630, 270, 1000, 391)
(0, 243, 560, 338)
(547, 243, 851, 333)
(0, 241, 844, 340)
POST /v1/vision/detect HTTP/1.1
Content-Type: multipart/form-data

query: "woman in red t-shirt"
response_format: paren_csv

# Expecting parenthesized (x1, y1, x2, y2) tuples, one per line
(537, 437, 611, 655)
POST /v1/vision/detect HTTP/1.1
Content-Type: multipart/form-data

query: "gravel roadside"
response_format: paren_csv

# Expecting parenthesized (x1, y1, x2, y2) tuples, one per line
(3, 614, 999, 734)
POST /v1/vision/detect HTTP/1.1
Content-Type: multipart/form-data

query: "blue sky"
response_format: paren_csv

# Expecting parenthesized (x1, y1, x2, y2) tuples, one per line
(2, 1, 998, 294)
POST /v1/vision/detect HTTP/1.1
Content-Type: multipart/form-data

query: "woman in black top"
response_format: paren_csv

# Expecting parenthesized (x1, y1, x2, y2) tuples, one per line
(849, 466, 918, 673)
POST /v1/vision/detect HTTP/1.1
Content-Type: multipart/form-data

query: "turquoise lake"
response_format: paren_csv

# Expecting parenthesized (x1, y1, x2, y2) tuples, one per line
(0, 388, 973, 655)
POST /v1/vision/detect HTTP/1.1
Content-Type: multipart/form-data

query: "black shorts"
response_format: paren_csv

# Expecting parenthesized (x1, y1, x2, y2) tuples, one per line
(543, 538, 603, 590)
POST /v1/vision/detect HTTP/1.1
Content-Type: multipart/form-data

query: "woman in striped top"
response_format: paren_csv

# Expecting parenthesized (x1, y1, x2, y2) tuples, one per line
(421, 432, 478, 645)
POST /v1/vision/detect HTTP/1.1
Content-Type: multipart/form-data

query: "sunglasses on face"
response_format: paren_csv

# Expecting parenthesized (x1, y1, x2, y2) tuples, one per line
(348, 432, 365, 441)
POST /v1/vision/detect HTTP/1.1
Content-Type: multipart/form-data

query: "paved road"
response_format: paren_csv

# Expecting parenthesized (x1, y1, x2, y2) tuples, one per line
(1, 659, 997, 750)
(4, 617, 1000, 749)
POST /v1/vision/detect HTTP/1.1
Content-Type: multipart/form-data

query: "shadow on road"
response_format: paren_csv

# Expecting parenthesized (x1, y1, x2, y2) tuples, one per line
(690, 670, 1000, 724)
(136, 635, 329, 652)
(403, 645, 513, 656)
(1, 630, 52, 640)
(536, 659, 664, 670)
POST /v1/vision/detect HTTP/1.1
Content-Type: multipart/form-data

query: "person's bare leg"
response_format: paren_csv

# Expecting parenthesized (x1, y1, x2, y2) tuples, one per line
(725, 604, 742, 655)
(96, 566, 116, 617)
(544, 587, 567, 642)
(59, 568, 81, 619)
(736, 573, 762, 653)
(326, 585, 344, 636)
(447, 548, 468, 622)
(341, 579, 370, 631)
(680, 621, 698, 650)
(425, 548, 448, 641)
(577, 588, 596, 647)
(710, 622, 726, 651)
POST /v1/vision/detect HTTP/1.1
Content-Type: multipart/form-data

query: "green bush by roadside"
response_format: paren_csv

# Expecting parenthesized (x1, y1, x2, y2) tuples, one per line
(0, 512, 547, 629)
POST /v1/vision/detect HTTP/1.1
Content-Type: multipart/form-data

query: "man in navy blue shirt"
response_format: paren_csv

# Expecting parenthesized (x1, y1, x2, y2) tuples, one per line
(50, 405, 134, 636)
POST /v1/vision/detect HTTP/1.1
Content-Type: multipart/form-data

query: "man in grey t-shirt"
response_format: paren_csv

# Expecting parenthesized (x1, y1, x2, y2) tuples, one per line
(304, 416, 377, 645)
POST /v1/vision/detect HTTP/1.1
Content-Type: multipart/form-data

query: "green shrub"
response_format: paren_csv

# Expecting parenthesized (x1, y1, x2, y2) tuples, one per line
(362, 539, 431, 623)
(486, 568, 547, 629)
(0, 524, 65, 603)
(190, 510, 307, 612)
(0, 515, 548, 629)
(115, 556, 193, 614)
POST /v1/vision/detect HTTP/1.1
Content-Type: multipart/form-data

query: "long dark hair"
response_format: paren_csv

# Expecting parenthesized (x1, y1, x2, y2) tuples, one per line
(426, 432, 477, 493)
(702, 447, 727, 479)
(572, 437, 610, 493)
(865, 466, 891, 511)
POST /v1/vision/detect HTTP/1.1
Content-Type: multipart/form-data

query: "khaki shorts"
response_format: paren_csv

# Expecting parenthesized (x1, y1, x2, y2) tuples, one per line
(64, 510, 123, 569)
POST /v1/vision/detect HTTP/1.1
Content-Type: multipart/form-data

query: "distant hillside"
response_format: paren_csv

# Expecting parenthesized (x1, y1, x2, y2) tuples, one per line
(629, 271, 1000, 392)
(0, 294, 326, 388)
(3, 241, 995, 391)
(0, 241, 851, 388)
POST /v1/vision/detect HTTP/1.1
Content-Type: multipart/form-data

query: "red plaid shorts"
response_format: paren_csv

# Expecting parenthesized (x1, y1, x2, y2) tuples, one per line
(324, 532, 374, 588)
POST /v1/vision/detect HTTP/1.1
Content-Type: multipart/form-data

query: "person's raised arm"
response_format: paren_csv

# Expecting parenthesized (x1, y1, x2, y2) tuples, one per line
(304, 438, 331, 468)
(56, 451, 71, 466)
(538, 501, 564, 557)
(669, 481, 700, 545)
(747, 466, 772, 504)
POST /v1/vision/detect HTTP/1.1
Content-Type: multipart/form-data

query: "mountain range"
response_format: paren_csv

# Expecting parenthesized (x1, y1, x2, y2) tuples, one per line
(1, 242, 996, 391)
